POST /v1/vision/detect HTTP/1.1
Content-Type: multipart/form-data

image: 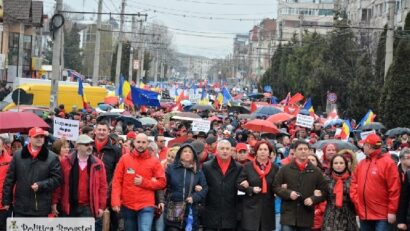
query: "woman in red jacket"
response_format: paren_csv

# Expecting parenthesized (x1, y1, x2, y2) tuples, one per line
(0, 138, 11, 231)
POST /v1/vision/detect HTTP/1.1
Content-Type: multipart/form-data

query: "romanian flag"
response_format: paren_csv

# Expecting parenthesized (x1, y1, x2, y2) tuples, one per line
(339, 120, 353, 141)
(214, 93, 224, 109)
(357, 110, 376, 129)
(198, 87, 209, 106)
(77, 78, 88, 109)
(175, 90, 187, 111)
(303, 98, 315, 115)
(117, 75, 132, 108)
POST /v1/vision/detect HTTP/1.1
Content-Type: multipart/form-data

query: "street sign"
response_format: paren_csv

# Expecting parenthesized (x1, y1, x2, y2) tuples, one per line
(133, 60, 140, 70)
(327, 92, 337, 103)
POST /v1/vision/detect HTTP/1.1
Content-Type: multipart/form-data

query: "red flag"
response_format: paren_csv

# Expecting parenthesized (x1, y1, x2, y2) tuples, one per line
(280, 92, 291, 105)
(327, 108, 339, 120)
(288, 92, 304, 105)
(284, 105, 300, 116)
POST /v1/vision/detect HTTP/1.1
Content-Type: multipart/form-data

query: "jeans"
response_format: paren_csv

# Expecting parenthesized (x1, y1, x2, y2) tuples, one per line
(275, 214, 281, 231)
(281, 225, 311, 231)
(359, 220, 392, 231)
(121, 206, 154, 231)
(155, 213, 165, 231)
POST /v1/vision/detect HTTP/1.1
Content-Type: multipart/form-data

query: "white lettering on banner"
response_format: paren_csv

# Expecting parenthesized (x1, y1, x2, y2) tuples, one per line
(7, 218, 94, 231)
(191, 120, 211, 133)
(295, 114, 314, 129)
(360, 130, 376, 140)
(53, 117, 80, 141)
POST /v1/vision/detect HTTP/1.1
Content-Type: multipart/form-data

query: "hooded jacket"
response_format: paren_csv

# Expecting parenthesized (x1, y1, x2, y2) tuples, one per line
(2, 145, 62, 216)
(350, 149, 401, 220)
(165, 143, 208, 230)
(111, 149, 166, 211)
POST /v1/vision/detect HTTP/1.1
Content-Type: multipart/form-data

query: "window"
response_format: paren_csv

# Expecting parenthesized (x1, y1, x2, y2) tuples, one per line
(361, 8, 372, 22)
(8, 33, 19, 66)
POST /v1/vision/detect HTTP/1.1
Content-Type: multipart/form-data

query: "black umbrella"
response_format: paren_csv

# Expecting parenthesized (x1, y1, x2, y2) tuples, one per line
(228, 105, 250, 114)
(361, 122, 385, 131)
(312, 139, 358, 151)
(386, 127, 410, 137)
(117, 116, 142, 128)
(191, 104, 215, 111)
(96, 112, 122, 123)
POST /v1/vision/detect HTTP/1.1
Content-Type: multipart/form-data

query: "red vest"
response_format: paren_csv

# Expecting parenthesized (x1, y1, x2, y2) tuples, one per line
(78, 167, 90, 206)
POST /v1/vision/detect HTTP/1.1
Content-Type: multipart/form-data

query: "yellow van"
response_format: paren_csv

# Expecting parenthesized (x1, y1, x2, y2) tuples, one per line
(1, 84, 108, 111)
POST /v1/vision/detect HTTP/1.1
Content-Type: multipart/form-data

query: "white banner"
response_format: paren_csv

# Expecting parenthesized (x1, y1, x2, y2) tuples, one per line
(295, 114, 314, 129)
(7, 218, 94, 231)
(191, 120, 211, 133)
(53, 117, 80, 141)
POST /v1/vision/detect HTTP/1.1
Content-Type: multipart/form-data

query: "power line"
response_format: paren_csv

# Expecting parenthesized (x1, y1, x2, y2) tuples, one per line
(59, 10, 148, 17)
(171, 0, 275, 6)
(127, 1, 275, 16)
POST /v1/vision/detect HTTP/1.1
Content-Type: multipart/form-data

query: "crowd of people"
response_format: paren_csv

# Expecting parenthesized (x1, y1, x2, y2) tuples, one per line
(0, 102, 409, 231)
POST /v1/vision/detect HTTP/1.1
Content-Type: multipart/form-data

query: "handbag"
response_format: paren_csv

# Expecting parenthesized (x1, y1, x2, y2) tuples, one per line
(166, 170, 194, 224)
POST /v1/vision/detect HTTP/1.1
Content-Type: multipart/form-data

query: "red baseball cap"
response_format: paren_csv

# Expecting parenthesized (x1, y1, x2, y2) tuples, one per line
(236, 143, 248, 152)
(359, 134, 382, 147)
(29, 127, 46, 137)
(126, 131, 137, 140)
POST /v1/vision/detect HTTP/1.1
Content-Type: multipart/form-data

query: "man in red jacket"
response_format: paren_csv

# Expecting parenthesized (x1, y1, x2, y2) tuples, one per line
(350, 134, 401, 231)
(111, 133, 166, 231)
(52, 135, 107, 230)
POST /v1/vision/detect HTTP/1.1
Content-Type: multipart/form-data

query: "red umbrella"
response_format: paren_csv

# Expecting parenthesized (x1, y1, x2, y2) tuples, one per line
(0, 111, 50, 133)
(104, 96, 119, 105)
(208, 116, 221, 122)
(267, 112, 296, 124)
(167, 135, 188, 148)
(244, 119, 279, 134)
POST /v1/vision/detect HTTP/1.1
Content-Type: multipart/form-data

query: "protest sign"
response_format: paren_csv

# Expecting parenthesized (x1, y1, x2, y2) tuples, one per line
(295, 114, 314, 129)
(191, 120, 211, 133)
(53, 117, 80, 141)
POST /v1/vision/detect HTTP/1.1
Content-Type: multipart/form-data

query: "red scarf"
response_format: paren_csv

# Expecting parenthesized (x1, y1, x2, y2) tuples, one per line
(252, 159, 272, 194)
(216, 156, 231, 176)
(95, 139, 108, 153)
(295, 159, 309, 172)
(332, 171, 350, 208)
(28, 143, 41, 159)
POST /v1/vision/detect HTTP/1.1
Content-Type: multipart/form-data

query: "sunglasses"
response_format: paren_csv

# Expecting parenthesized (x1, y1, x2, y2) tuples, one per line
(81, 143, 93, 147)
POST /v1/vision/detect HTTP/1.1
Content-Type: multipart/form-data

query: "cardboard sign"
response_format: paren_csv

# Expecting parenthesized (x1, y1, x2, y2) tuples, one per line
(360, 130, 376, 140)
(53, 117, 80, 141)
(191, 120, 211, 133)
(295, 114, 314, 129)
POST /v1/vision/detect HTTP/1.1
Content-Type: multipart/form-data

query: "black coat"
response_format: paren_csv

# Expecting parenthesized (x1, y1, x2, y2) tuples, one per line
(92, 138, 121, 185)
(2, 145, 62, 216)
(236, 161, 278, 231)
(274, 160, 328, 228)
(397, 169, 410, 225)
(202, 158, 242, 229)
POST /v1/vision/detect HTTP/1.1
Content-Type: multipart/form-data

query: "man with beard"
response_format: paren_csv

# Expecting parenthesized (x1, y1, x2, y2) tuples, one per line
(111, 133, 166, 231)
(52, 135, 107, 230)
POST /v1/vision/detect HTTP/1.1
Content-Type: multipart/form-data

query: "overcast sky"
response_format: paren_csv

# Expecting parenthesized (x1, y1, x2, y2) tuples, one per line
(43, 0, 277, 58)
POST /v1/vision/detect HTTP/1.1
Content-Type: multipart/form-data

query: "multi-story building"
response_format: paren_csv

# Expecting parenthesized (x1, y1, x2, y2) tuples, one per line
(2, 0, 44, 82)
(277, 0, 335, 41)
(248, 18, 277, 82)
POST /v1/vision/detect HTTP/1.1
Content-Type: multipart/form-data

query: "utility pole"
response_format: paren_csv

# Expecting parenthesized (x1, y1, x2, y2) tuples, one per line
(50, 0, 63, 109)
(384, 0, 395, 81)
(92, 0, 103, 86)
(137, 20, 145, 86)
(115, 0, 126, 86)
(299, 14, 304, 46)
(279, 21, 283, 46)
(128, 16, 136, 82)
(153, 49, 159, 82)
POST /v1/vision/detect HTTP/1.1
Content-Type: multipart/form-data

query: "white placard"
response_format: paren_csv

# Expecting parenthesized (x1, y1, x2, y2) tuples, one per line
(53, 117, 80, 141)
(7, 218, 94, 231)
(295, 114, 314, 129)
(191, 120, 211, 133)
(360, 130, 376, 140)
